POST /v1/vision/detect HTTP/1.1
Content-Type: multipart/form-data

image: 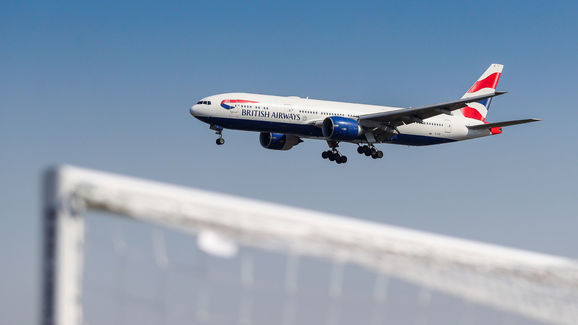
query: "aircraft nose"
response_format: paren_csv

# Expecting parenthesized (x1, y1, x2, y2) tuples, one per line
(190, 105, 199, 116)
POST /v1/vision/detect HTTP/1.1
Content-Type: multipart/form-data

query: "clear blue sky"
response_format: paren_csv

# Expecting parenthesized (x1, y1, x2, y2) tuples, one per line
(1, 1, 577, 324)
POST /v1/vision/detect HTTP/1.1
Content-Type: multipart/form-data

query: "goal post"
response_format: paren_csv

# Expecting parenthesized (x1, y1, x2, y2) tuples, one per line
(42, 166, 86, 325)
(41, 165, 578, 325)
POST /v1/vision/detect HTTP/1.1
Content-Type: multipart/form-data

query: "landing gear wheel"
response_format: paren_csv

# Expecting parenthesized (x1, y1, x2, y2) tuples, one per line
(362, 146, 371, 156)
(212, 125, 225, 146)
(323, 141, 347, 164)
(357, 146, 364, 154)
(375, 150, 383, 159)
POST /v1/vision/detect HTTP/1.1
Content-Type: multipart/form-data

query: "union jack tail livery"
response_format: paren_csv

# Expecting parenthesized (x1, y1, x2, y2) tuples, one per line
(460, 63, 503, 122)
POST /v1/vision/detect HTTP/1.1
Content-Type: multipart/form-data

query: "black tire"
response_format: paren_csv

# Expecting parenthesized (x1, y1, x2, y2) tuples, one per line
(370, 147, 377, 155)
(357, 146, 364, 154)
(340, 155, 348, 163)
(328, 153, 336, 161)
(322, 151, 330, 159)
(216, 138, 225, 145)
(376, 150, 384, 159)
(363, 146, 371, 155)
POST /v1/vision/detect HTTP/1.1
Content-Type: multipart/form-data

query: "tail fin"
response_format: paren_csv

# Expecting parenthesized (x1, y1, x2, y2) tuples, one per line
(459, 64, 503, 122)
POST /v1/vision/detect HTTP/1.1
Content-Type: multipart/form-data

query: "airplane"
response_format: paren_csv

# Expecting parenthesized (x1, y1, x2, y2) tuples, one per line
(190, 64, 539, 164)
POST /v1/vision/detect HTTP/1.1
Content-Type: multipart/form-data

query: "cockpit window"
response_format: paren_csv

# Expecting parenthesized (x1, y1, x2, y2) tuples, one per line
(196, 101, 212, 105)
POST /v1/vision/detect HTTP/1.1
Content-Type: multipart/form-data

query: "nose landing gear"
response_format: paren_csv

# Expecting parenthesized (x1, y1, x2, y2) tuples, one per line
(357, 144, 383, 159)
(211, 125, 225, 145)
(322, 141, 347, 164)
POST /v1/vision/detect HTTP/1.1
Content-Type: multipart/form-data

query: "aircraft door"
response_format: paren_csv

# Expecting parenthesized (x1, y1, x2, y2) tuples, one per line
(444, 119, 452, 133)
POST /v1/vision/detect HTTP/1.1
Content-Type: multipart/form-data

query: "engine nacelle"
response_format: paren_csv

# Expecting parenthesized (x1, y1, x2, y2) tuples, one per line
(259, 132, 302, 150)
(322, 116, 362, 141)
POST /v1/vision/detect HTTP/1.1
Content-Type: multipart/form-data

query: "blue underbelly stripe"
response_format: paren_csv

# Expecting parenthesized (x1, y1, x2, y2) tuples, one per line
(196, 116, 324, 137)
(388, 134, 456, 146)
(195, 116, 456, 146)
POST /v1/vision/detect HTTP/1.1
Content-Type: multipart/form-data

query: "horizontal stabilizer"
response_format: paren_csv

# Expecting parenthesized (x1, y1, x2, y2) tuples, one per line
(467, 118, 541, 130)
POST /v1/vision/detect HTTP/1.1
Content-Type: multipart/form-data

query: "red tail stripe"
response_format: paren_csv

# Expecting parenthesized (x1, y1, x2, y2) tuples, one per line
(461, 106, 485, 121)
(490, 127, 503, 135)
(467, 72, 501, 93)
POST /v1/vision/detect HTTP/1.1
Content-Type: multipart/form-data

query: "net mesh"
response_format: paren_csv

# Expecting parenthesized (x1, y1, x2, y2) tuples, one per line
(81, 211, 543, 325)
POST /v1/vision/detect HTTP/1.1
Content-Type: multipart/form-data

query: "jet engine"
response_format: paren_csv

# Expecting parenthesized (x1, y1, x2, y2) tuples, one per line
(322, 116, 362, 141)
(259, 132, 302, 150)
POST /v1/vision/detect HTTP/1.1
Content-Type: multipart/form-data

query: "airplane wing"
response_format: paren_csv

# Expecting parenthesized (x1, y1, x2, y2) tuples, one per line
(358, 91, 507, 126)
(467, 118, 541, 130)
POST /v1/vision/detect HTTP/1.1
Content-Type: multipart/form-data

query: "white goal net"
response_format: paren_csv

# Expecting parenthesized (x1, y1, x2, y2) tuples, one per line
(41, 166, 578, 325)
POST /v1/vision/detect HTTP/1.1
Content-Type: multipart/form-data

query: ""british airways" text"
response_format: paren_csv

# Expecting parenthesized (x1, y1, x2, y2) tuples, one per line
(241, 109, 301, 121)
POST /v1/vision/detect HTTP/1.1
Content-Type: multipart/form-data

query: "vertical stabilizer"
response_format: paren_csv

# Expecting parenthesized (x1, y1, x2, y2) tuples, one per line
(459, 64, 503, 121)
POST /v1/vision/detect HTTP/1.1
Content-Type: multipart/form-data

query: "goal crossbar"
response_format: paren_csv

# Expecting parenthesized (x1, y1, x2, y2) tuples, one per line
(42, 165, 578, 325)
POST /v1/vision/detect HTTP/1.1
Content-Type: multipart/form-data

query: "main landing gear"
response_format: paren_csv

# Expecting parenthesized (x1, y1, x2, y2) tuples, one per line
(357, 144, 383, 159)
(322, 142, 348, 164)
(211, 125, 225, 145)
(322, 150, 348, 164)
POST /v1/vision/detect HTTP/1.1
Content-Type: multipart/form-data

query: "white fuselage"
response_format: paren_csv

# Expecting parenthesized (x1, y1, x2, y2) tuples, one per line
(190, 93, 491, 146)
